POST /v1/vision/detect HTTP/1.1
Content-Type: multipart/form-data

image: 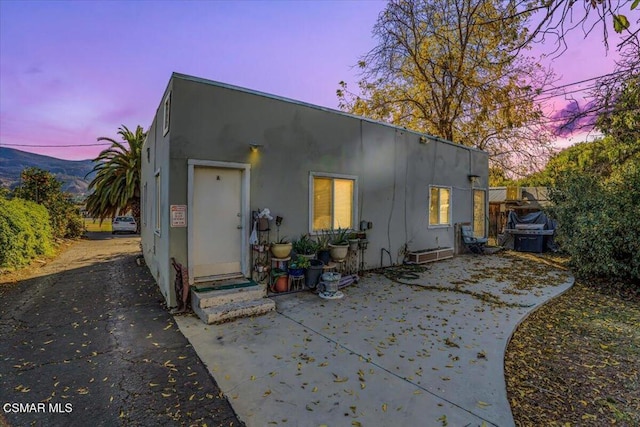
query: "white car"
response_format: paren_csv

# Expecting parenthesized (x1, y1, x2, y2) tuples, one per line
(112, 216, 137, 234)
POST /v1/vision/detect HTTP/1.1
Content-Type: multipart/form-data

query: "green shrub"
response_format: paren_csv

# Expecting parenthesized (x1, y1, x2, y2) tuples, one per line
(65, 214, 85, 238)
(548, 164, 640, 283)
(0, 198, 54, 270)
(11, 167, 84, 239)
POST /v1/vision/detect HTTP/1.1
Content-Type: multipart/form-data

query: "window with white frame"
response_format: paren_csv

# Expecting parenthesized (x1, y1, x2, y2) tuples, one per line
(155, 170, 161, 234)
(162, 93, 171, 136)
(429, 186, 451, 226)
(310, 173, 357, 232)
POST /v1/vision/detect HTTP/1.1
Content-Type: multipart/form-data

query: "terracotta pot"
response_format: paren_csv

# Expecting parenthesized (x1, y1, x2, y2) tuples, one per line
(274, 275, 289, 292)
(271, 243, 292, 258)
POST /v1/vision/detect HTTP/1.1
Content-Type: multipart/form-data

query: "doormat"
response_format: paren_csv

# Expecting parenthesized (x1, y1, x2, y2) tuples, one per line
(192, 280, 259, 293)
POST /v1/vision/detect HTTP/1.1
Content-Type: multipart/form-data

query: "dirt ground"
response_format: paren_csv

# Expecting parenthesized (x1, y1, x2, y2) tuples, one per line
(505, 257, 640, 426)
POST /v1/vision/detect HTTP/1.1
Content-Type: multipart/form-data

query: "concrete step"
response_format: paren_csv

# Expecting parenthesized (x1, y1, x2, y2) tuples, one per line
(192, 284, 265, 309)
(194, 298, 276, 324)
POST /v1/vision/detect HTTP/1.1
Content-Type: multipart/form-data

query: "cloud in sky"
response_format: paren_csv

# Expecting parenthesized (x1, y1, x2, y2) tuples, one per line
(0, 1, 620, 160)
(549, 99, 599, 137)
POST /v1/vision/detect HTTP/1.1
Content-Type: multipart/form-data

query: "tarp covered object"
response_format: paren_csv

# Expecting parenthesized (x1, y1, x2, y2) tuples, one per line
(499, 211, 557, 251)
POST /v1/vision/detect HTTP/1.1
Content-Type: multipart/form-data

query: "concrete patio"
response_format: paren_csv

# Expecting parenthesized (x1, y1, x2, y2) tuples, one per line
(175, 252, 573, 427)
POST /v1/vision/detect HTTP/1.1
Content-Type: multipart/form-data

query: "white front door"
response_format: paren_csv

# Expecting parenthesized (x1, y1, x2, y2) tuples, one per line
(192, 166, 243, 280)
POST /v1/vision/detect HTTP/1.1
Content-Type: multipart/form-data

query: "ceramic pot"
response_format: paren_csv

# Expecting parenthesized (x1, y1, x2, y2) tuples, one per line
(329, 243, 349, 261)
(271, 243, 292, 258)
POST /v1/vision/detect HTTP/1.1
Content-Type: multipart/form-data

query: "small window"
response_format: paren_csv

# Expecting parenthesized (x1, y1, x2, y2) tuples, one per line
(162, 93, 171, 136)
(310, 173, 357, 232)
(429, 186, 451, 226)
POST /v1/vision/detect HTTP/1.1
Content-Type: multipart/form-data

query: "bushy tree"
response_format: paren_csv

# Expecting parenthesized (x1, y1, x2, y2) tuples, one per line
(549, 164, 640, 283)
(11, 167, 84, 239)
(337, 0, 555, 175)
(85, 125, 145, 229)
(544, 66, 639, 284)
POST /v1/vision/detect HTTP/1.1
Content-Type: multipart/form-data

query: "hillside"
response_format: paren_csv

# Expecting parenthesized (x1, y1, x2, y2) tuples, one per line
(0, 147, 96, 198)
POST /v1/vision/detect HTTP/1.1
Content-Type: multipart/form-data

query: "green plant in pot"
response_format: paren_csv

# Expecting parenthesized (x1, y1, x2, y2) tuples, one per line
(328, 227, 350, 261)
(288, 255, 310, 276)
(271, 268, 289, 293)
(315, 231, 331, 265)
(271, 236, 292, 259)
(347, 232, 359, 251)
(292, 234, 319, 259)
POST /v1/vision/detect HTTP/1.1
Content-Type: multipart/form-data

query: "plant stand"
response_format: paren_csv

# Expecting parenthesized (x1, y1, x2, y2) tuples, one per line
(251, 227, 270, 284)
(269, 256, 290, 293)
(288, 273, 305, 291)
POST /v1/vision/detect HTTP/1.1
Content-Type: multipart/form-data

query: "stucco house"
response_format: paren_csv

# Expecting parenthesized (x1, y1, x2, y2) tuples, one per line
(140, 72, 489, 322)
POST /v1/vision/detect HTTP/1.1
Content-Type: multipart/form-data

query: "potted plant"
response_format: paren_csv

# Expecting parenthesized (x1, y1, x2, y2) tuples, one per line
(292, 234, 319, 260)
(315, 231, 331, 265)
(328, 227, 350, 261)
(288, 255, 310, 277)
(347, 232, 359, 251)
(271, 268, 288, 293)
(271, 236, 292, 259)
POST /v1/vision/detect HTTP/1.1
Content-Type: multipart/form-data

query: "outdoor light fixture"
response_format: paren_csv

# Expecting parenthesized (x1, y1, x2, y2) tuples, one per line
(275, 216, 283, 227)
(468, 174, 480, 183)
(249, 143, 263, 152)
(419, 136, 428, 144)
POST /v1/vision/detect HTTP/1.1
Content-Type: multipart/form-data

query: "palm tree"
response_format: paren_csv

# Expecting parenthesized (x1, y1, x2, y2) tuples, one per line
(85, 125, 146, 229)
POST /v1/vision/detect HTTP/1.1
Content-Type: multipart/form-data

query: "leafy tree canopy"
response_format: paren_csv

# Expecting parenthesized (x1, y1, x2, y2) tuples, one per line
(11, 167, 82, 238)
(85, 125, 146, 224)
(12, 167, 64, 205)
(518, 64, 639, 186)
(338, 0, 555, 175)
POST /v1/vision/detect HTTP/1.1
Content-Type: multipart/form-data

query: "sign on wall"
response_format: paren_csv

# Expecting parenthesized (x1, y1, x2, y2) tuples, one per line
(170, 205, 187, 227)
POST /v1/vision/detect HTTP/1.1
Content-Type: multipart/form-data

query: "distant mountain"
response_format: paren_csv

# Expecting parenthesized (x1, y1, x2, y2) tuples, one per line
(0, 147, 96, 199)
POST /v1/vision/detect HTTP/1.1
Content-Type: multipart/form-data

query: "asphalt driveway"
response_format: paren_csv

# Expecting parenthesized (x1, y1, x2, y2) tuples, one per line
(176, 252, 573, 427)
(0, 233, 241, 427)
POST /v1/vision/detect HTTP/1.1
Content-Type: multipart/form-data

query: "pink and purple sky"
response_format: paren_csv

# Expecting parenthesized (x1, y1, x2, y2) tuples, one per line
(0, 1, 622, 161)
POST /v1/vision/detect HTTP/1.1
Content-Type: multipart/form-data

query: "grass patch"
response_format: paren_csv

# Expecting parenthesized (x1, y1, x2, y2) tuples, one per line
(83, 218, 112, 232)
(505, 276, 640, 426)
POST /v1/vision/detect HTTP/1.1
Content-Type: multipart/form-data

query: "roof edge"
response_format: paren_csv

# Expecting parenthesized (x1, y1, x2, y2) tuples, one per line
(169, 72, 487, 155)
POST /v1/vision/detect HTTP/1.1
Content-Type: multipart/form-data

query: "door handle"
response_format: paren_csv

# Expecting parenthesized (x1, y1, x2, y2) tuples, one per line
(237, 225, 243, 229)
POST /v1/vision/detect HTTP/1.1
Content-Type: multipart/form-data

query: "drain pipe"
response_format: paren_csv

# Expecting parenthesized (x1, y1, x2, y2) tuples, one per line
(380, 248, 392, 268)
